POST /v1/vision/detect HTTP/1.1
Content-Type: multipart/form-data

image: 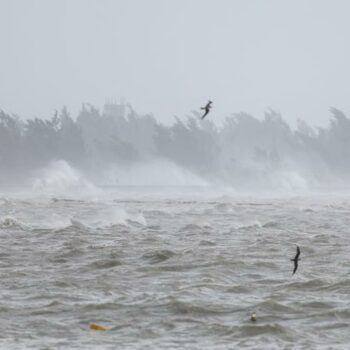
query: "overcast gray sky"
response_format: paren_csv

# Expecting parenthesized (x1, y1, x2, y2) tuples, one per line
(1, 0, 350, 126)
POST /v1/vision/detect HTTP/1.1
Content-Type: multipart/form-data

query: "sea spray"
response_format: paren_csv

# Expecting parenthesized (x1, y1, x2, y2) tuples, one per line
(99, 159, 209, 187)
(32, 160, 101, 197)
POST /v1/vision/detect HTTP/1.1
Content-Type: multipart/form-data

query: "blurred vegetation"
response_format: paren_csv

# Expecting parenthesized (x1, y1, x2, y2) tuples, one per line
(1, 103, 349, 189)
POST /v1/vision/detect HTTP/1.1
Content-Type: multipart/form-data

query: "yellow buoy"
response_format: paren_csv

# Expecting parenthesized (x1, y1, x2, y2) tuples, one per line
(250, 313, 257, 322)
(89, 323, 107, 331)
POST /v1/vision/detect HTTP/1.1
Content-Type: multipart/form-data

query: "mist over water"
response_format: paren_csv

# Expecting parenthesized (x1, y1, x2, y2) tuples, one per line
(2, 103, 350, 348)
(1, 103, 350, 193)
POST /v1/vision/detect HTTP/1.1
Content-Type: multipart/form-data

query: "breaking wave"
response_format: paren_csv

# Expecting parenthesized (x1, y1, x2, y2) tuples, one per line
(0, 216, 26, 229)
(32, 160, 100, 196)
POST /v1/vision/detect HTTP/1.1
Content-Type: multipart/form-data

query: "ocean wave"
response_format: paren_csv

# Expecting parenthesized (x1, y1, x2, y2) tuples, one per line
(297, 301, 335, 310)
(255, 300, 297, 314)
(62, 208, 147, 230)
(142, 249, 176, 264)
(0, 198, 10, 206)
(49, 247, 85, 260)
(320, 279, 350, 293)
(198, 240, 216, 246)
(301, 207, 316, 213)
(179, 223, 212, 232)
(165, 297, 235, 316)
(225, 285, 251, 294)
(142, 209, 172, 217)
(81, 302, 121, 312)
(0, 216, 26, 229)
(262, 221, 280, 228)
(2, 194, 350, 349)
(32, 160, 101, 197)
(213, 202, 234, 212)
(149, 260, 226, 272)
(88, 259, 122, 269)
(233, 222, 262, 230)
(283, 278, 326, 291)
(143, 224, 162, 231)
(51, 219, 89, 234)
(233, 323, 294, 340)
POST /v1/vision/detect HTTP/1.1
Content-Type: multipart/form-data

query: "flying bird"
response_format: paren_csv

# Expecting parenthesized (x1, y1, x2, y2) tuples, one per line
(200, 100, 212, 119)
(291, 245, 301, 275)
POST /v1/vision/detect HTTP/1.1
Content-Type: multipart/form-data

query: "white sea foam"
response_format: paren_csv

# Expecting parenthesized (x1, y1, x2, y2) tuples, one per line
(0, 215, 25, 229)
(70, 205, 146, 229)
(0, 192, 350, 349)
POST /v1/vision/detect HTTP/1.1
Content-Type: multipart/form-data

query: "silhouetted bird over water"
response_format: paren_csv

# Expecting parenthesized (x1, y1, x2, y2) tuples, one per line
(291, 245, 300, 275)
(200, 100, 212, 119)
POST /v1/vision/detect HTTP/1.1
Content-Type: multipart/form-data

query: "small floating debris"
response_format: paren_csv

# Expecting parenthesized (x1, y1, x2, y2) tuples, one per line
(250, 313, 257, 322)
(89, 323, 107, 331)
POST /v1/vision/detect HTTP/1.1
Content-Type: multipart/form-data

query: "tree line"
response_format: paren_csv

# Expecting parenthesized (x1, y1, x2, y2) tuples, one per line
(1, 103, 350, 189)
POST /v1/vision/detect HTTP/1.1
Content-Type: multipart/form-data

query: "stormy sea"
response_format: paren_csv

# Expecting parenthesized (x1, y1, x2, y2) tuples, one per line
(2, 105, 350, 349)
(1, 182, 350, 349)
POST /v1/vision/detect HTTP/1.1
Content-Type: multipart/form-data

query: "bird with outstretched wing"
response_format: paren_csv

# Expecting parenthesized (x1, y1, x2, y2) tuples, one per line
(291, 245, 301, 275)
(200, 100, 212, 119)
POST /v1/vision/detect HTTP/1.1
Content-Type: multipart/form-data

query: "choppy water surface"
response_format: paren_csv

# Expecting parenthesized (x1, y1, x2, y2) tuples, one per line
(1, 189, 350, 349)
